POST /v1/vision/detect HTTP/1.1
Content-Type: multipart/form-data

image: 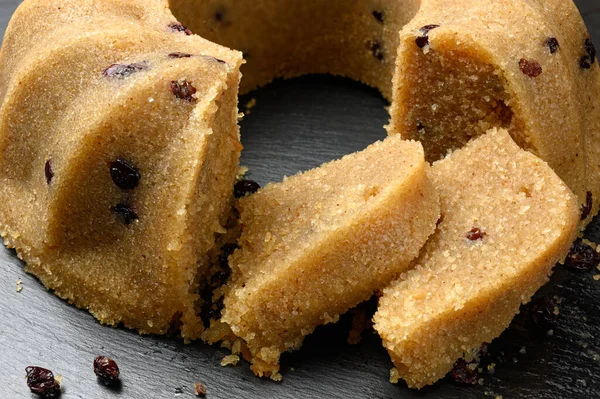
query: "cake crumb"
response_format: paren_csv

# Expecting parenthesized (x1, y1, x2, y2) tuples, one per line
(244, 98, 257, 115)
(220, 354, 240, 366)
(16, 279, 22, 292)
(389, 368, 400, 384)
(519, 346, 527, 355)
(55, 374, 62, 385)
(593, 274, 600, 281)
(270, 372, 282, 382)
(194, 382, 207, 397)
(236, 166, 249, 180)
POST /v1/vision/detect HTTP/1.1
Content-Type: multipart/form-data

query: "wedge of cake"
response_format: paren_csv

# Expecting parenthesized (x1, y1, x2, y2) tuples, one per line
(220, 135, 440, 378)
(374, 128, 579, 389)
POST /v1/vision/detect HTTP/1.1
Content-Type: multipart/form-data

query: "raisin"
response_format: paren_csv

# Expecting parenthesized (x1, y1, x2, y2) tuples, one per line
(170, 80, 198, 102)
(234, 179, 260, 198)
(415, 24, 440, 49)
(102, 63, 147, 79)
(215, 11, 224, 22)
(45, 159, 54, 185)
(110, 158, 140, 190)
(194, 382, 207, 397)
(25, 366, 61, 398)
(113, 203, 138, 225)
(169, 52, 192, 59)
(93, 356, 120, 385)
(367, 40, 384, 61)
(372, 10, 384, 23)
(545, 37, 560, 54)
(519, 58, 543, 77)
(564, 238, 600, 271)
(581, 191, 593, 220)
(466, 227, 485, 241)
(585, 38, 597, 62)
(580, 38, 597, 69)
(450, 359, 478, 385)
(168, 22, 192, 36)
(529, 297, 557, 332)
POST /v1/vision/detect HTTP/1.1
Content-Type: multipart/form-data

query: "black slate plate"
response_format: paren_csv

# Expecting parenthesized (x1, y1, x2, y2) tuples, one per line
(1, 1, 600, 398)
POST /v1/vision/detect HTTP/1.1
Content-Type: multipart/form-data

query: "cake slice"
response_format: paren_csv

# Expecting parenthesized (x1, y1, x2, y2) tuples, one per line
(221, 136, 440, 378)
(373, 128, 579, 389)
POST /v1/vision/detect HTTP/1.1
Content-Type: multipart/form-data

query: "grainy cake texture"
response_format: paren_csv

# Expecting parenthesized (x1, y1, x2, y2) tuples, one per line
(374, 129, 580, 389)
(0, 0, 243, 339)
(222, 136, 440, 378)
(0, 0, 598, 341)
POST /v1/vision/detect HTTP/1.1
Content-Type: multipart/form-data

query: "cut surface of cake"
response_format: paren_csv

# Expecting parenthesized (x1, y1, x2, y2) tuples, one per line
(373, 128, 579, 389)
(220, 135, 440, 378)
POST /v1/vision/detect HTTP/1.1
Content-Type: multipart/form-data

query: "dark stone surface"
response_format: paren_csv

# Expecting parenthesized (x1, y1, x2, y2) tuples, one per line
(0, 1, 599, 398)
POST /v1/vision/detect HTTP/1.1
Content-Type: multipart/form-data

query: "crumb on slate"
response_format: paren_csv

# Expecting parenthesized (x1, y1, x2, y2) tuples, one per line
(220, 354, 239, 366)
(389, 367, 400, 383)
(244, 98, 257, 115)
(194, 382, 207, 397)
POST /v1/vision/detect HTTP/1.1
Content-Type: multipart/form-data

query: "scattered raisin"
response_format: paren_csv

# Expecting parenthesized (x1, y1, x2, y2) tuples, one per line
(519, 58, 543, 77)
(466, 227, 485, 241)
(113, 203, 138, 225)
(25, 366, 61, 398)
(564, 238, 600, 271)
(93, 356, 120, 385)
(102, 62, 147, 79)
(170, 80, 198, 102)
(580, 38, 597, 69)
(110, 158, 140, 190)
(581, 191, 593, 220)
(545, 37, 560, 54)
(372, 10, 384, 23)
(45, 159, 54, 185)
(450, 359, 478, 385)
(194, 382, 207, 397)
(529, 297, 557, 332)
(415, 24, 440, 49)
(234, 179, 260, 198)
(169, 52, 192, 59)
(367, 40, 384, 61)
(168, 22, 193, 36)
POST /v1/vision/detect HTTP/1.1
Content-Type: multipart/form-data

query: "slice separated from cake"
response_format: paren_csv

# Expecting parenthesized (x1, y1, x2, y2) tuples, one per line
(374, 128, 579, 389)
(220, 135, 440, 378)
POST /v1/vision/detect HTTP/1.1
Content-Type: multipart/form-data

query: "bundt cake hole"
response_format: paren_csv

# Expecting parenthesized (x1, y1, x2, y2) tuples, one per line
(168, 0, 420, 99)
